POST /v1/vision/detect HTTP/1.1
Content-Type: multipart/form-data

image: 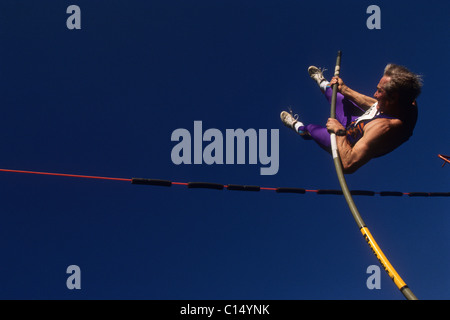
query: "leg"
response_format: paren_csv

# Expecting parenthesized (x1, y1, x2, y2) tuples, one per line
(309, 67, 365, 126)
(285, 66, 367, 153)
(298, 123, 331, 152)
(323, 86, 364, 126)
(295, 87, 364, 152)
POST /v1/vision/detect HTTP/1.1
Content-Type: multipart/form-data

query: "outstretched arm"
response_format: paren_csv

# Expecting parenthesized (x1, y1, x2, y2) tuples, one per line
(330, 76, 378, 110)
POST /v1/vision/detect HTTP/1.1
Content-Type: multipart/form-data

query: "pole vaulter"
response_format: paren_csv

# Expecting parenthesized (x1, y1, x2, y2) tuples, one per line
(329, 51, 418, 300)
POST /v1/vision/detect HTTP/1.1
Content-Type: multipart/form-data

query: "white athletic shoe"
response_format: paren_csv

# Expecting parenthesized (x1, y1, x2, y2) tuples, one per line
(280, 110, 298, 129)
(280, 110, 310, 138)
(308, 66, 328, 87)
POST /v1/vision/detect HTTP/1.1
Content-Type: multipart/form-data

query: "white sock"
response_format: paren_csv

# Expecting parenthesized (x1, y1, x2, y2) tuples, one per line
(320, 80, 330, 93)
(294, 121, 304, 131)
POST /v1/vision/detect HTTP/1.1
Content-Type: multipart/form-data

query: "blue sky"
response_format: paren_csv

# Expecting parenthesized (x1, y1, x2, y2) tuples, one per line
(0, 0, 448, 300)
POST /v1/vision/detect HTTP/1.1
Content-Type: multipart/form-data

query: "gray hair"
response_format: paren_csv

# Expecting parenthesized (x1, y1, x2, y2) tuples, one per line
(383, 64, 423, 104)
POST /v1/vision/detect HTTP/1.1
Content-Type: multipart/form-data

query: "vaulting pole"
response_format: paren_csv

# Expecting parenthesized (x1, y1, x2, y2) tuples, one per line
(329, 51, 417, 300)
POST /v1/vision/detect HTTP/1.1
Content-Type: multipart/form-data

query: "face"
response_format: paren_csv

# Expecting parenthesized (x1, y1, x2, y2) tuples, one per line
(374, 76, 392, 112)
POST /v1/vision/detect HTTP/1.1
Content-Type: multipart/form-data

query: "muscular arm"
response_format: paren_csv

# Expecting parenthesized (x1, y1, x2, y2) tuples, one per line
(335, 131, 373, 174)
(327, 118, 402, 174)
(341, 86, 378, 110)
(330, 76, 378, 110)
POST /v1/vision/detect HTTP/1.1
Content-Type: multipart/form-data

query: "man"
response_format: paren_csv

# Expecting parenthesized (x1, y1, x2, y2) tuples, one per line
(280, 64, 422, 173)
